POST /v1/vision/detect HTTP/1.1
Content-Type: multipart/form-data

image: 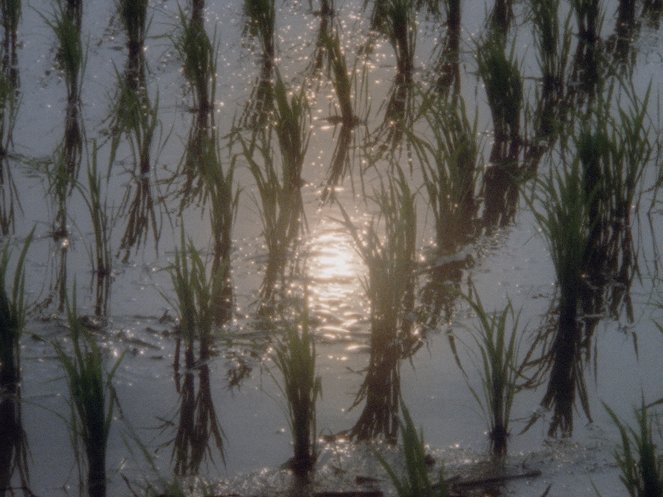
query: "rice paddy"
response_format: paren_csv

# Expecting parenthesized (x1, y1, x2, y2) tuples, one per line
(2, 1, 663, 496)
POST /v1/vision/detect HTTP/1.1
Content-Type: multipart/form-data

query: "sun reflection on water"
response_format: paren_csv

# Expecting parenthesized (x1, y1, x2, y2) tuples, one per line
(305, 222, 367, 344)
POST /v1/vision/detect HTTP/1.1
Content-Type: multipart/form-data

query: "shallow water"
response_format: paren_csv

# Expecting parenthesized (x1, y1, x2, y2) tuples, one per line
(1, 0, 663, 496)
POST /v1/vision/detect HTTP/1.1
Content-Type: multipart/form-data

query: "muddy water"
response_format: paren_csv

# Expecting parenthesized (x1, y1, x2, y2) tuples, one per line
(1, 0, 662, 496)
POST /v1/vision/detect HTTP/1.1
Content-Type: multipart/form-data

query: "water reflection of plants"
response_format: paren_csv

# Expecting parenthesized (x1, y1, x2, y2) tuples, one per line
(338, 165, 417, 442)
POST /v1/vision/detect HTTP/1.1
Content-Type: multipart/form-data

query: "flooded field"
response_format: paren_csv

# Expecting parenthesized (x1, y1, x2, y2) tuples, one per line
(1, 0, 663, 496)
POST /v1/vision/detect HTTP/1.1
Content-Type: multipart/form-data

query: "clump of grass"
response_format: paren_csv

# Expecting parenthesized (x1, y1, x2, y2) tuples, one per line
(605, 400, 663, 497)
(454, 286, 522, 457)
(0, 230, 32, 390)
(416, 93, 480, 252)
(272, 295, 322, 477)
(375, 403, 448, 497)
(53, 288, 123, 497)
(338, 165, 417, 441)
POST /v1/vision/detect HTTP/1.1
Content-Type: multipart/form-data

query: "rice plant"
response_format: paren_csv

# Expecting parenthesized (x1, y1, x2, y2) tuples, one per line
(238, 73, 310, 299)
(171, 361, 225, 475)
(45, 2, 84, 105)
(53, 288, 123, 497)
(77, 144, 112, 316)
(166, 230, 219, 362)
(197, 130, 238, 326)
(529, 0, 573, 141)
(1, 0, 21, 85)
(337, 165, 417, 441)
(455, 287, 522, 457)
(164, 232, 226, 473)
(272, 295, 321, 477)
(0, 229, 31, 390)
(530, 154, 593, 437)
(367, 0, 417, 78)
(475, 30, 522, 161)
(243, 0, 275, 62)
(173, 5, 216, 119)
(605, 400, 663, 497)
(116, 0, 148, 62)
(106, 68, 164, 260)
(434, 0, 461, 93)
(375, 403, 448, 497)
(416, 93, 480, 252)
(570, 0, 603, 43)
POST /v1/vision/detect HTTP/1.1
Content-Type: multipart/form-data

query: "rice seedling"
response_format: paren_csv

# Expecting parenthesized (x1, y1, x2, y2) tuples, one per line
(238, 73, 310, 299)
(570, 0, 603, 43)
(368, 0, 416, 78)
(337, 165, 417, 441)
(163, 231, 226, 473)
(116, 0, 148, 63)
(605, 400, 663, 497)
(529, 0, 573, 142)
(106, 68, 164, 260)
(529, 153, 594, 437)
(272, 294, 321, 477)
(416, 93, 481, 252)
(322, 28, 356, 129)
(475, 29, 522, 162)
(0, 70, 18, 158)
(454, 286, 522, 457)
(77, 144, 112, 317)
(197, 130, 238, 326)
(166, 230, 218, 361)
(243, 0, 275, 62)
(53, 287, 123, 497)
(45, 2, 84, 105)
(0, 229, 32, 390)
(173, 5, 215, 120)
(488, 0, 514, 33)
(0, 384, 30, 494)
(433, 0, 461, 94)
(1, 0, 21, 86)
(375, 403, 448, 497)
